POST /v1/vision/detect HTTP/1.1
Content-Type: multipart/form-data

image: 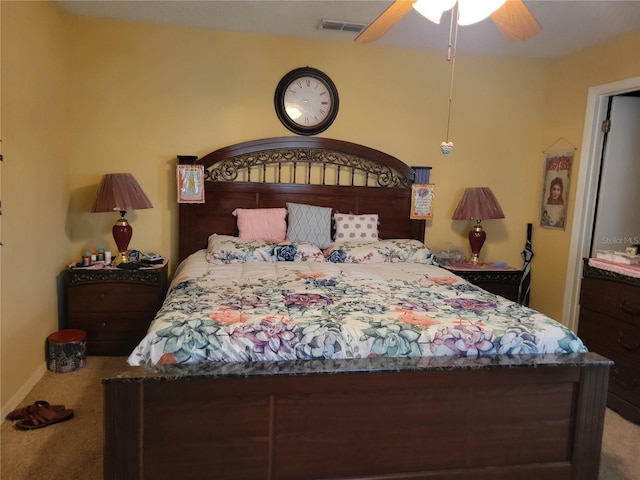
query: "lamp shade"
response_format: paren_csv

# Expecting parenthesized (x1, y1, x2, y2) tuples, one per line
(452, 187, 504, 264)
(91, 173, 153, 264)
(91, 173, 153, 213)
(451, 187, 504, 221)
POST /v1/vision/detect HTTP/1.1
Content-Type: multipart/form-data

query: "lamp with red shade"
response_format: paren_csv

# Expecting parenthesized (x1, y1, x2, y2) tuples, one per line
(451, 187, 504, 264)
(91, 173, 153, 265)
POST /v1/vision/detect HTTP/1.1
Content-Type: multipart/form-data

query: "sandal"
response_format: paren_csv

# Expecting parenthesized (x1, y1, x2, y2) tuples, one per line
(15, 403, 74, 430)
(6, 400, 65, 421)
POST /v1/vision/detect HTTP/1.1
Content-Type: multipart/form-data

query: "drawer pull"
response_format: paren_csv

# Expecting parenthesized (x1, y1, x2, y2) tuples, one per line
(617, 331, 640, 352)
(620, 300, 640, 315)
(101, 322, 107, 328)
(99, 293, 106, 299)
(612, 368, 640, 390)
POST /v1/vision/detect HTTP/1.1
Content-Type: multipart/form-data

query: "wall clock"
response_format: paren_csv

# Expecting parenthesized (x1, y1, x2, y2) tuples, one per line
(274, 67, 339, 136)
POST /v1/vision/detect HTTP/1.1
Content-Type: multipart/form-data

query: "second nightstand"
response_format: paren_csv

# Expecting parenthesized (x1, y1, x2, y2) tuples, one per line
(444, 262, 523, 303)
(66, 262, 168, 355)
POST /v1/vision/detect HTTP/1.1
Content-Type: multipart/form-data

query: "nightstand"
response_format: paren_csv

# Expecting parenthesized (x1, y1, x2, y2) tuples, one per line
(65, 261, 168, 355)
(444, 262, 523, 303)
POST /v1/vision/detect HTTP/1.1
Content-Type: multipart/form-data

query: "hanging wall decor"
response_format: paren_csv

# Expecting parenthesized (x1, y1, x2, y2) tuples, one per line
(411, 184, 436, 219)
(539, 144, 575, 229)
(177, 164, 205, 203)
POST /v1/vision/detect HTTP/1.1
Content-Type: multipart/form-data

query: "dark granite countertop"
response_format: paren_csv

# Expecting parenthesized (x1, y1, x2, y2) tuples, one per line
(102, 352, 612, 384)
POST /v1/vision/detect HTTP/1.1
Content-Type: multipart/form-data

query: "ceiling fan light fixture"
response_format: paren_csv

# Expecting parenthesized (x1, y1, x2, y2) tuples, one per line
(413, 0, 457, 24)
(457, 0, 507, 25)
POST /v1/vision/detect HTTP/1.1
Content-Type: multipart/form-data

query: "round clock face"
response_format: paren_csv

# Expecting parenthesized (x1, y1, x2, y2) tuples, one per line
(274, 67, 339, 136)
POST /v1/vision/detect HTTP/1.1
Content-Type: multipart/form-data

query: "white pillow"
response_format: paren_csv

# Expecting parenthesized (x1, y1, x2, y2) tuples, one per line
(334, 213, 379, 242)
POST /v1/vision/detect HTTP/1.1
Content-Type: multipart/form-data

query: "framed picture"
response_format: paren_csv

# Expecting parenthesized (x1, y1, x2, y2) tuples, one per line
(410, 184, 435, 219)
(540, 149, 574, 229)
(177, 164, 205, 203)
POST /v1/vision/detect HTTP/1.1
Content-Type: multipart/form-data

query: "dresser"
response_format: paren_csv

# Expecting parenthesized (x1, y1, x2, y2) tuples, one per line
(578, 258, 640, 423)
(66, 262, 168, 356)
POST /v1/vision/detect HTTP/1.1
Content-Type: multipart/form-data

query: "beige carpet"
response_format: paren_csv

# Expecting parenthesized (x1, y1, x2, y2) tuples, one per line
(1, 356, 639, 480)
(0, 356, 125, 480)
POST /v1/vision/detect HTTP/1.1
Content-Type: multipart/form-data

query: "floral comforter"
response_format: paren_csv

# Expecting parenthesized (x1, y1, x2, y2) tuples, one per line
(127, 251, 586, 366)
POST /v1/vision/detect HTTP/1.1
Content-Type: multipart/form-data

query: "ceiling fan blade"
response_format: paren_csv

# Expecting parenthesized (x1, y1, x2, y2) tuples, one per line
(355, 0, 417, 44)
(490, 0, 542, 42)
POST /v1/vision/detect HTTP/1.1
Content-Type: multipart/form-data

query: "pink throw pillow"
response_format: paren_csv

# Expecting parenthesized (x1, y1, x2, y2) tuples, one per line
(232, 208, 287, 241)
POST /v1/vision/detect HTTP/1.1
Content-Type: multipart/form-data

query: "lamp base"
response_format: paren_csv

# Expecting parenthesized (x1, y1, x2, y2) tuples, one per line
(468, 221, 486, 264)
(112, 213, 133, 265)
(114, 251, 130, 265)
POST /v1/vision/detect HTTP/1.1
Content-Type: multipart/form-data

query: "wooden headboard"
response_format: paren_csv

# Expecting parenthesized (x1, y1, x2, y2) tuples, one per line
(178, 137, 430, 262)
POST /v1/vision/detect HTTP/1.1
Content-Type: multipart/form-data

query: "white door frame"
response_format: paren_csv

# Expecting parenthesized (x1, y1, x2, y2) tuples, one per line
(563, 76, 640, 332)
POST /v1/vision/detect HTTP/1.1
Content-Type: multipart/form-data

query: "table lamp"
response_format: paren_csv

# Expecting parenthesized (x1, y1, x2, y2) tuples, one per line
(91, 173, 153, 264)
(451, 187, 504, 264)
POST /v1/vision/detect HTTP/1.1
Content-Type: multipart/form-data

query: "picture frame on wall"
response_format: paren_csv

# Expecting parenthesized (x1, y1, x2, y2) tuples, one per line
(540, 149, 574, 229)
(177, 164, 205, 203)
(410, 184, 435, 219)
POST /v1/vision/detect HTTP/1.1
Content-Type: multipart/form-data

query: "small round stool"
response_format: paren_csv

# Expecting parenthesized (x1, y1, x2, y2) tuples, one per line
(47, 329, 87, 373)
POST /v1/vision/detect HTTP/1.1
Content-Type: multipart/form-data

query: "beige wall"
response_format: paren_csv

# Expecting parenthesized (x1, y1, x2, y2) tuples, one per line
(63, 15, 549, 272)
(533, 31, 640, 320)
(1, 0, 639, 410)
(1, 1, 71, 409)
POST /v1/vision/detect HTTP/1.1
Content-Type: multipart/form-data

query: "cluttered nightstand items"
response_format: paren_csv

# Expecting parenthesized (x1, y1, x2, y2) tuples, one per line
(74, 249, 164, 269)
(80, 248, 111, 266)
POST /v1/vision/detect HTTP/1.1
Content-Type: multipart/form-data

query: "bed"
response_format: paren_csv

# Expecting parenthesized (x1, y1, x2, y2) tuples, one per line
(103, 136, 611, 480)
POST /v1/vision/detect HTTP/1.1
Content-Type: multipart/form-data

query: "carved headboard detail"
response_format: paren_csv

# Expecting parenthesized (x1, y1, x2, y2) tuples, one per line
(178, 137, 430, 262)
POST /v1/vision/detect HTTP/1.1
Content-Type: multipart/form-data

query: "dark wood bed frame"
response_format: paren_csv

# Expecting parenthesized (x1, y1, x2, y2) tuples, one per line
(104, 137, 611, 480)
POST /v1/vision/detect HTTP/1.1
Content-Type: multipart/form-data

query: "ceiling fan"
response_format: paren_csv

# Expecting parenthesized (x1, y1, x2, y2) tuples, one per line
(355, 0, 542, 44)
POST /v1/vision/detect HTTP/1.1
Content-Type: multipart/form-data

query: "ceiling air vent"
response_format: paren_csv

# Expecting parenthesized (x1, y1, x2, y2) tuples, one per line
(318, 20, 366, 33)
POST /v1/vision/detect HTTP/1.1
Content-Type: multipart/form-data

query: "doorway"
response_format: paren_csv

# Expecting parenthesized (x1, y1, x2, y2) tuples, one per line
(590, 94, 640, 255)
(562, 77, 640, 333)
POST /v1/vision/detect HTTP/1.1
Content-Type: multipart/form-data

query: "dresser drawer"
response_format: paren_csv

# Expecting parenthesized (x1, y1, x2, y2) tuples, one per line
(85, 340, 141, 357)
(578, 308, 640, 363)
(580, 277, 640, 326)
(582, 340, 640, 410)
(69, 312, 153, 342)
(610, 359, 640, 406)
(68, 283, 160, 313)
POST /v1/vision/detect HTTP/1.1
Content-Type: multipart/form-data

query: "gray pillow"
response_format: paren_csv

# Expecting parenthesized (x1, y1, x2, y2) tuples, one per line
(286, 203, 332, 249)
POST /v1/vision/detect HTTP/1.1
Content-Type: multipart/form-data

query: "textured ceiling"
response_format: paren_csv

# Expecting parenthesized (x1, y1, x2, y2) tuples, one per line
(57, 0, 640, 58)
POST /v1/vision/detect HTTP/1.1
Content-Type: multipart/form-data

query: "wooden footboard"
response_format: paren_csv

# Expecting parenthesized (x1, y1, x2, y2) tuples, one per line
(104, 353, 611, 480)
